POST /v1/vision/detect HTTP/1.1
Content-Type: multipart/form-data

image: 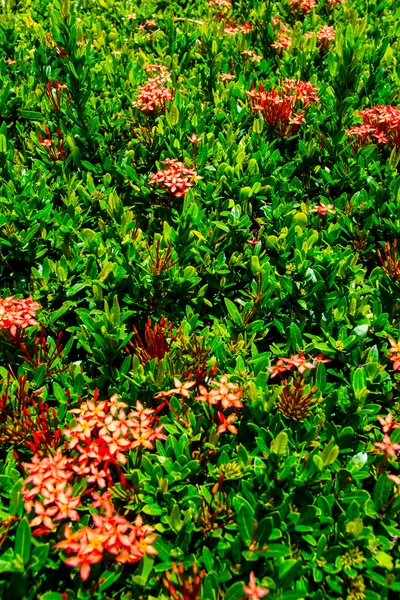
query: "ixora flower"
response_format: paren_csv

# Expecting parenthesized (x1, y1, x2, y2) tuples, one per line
(0, 295, 41, 339)
(290, 0, 316, 14)
(55, 494, 157, 581)
(246, 79, 319, 137)
(242, 50, 263, 63)
(310, 202, 336, 216)
(133, 74, 173, 115)
(244, 572, 269, 599)
(373, 434, 400, 457)
(377, 413, 400, 434)
(346, 105, 400, 150)
(305, 26, 336, 52)
(387, 337, 400, 369)
(149, 158, 201, 198)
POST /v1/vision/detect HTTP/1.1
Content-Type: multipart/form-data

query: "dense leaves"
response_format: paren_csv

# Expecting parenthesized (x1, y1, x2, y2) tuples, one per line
(1, 0, 400, 598)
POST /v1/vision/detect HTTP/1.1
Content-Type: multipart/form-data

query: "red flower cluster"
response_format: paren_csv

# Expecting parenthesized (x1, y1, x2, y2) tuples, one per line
(0, 373, 62, 453)
(38, 126, 66, 162)
(55, 493, 157, 581)
(0, 295, 40, 340)
(247, 79, 320, 137)
(346, 105, 400, 149)
(45, 79, 68, 114)
(133, 73, 173, 115)
(290, 0, 316, 14)
(305, 26, 336, 52)
(267, 353, 331, 378)
(149, 158, 200, 198)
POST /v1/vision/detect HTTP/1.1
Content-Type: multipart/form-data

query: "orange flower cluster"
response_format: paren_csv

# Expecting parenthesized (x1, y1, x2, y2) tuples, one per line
(55, 492, 157, 581)
(247, 79, 320, 137)
(346, 105, 400, 149)
(224, 22, 253, 35)
(0, 295, 40, 339)
(267, 353, 331, 378)
(133, 72, 173, 115)
(65, 393, 166, 484)
(149, 158, 199, 198)
(305, 25, 336, 51)
(290, 0, 316, 14)
(387, 338, 400, 370)
(22, 449, 79, 536)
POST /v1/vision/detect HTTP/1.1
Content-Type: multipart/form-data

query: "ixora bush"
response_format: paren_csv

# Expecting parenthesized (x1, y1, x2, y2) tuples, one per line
(2, 0, 400, 597)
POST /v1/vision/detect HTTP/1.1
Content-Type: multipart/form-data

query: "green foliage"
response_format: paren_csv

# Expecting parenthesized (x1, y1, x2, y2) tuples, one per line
(1, 0, 400, 598)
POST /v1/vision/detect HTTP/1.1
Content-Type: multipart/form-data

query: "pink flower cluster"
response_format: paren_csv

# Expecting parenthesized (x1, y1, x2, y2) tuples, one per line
(133, 72, 173, 115)
(305, 26, 336, 51)
(310, 202, 335, 216)
(159, 374, 243, 435)
(138, 19, 157, 30)
(242, 50, 263, 63)
(22, 449, 79, 536)
(271, 20, 292, 53)
(267, 353, 331, 378)
(0, 295, 41, 339)
(247, 79, 320, 137)
(149, 158, 200, 198)
(55, 493, 157, 581)
(290, 0, 316, 14)
(346, 105, 400, 149)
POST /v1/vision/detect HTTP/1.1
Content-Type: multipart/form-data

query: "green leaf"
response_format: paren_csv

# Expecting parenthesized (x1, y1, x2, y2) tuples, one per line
(321, 438, 339, 466)
(278, 559, 302, 585)
(131, 555, 154, 587)
(237, 503, 254, 546)
(30, 543, 49, 574)
(170, 504, 182, 533)
(373, 474, 392, 511)
(224, 298, 243, 325)
(99, 568, 122, 591)
(271, 431, 288, 456)
(0, 134, 6, 153)
(19, 109, 43, 120)
(289, 322, 303, 351)
(14, 518, 31, 565)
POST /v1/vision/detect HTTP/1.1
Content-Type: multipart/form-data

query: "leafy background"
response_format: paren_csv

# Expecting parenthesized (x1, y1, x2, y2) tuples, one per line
(1, 0, 400, 598)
